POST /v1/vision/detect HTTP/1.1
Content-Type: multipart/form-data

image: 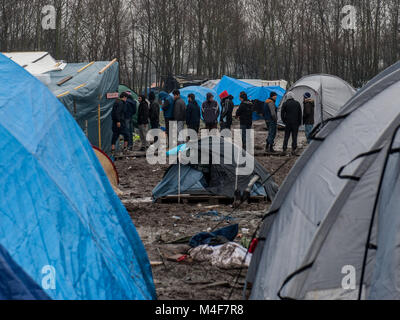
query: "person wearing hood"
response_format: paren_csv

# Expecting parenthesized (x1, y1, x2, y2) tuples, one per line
(159, 91, 175, 140)
(303, 92, 315, 144)
(236, 92, 254, 151)
(111, 92, 130, 156)
(186, 93, 201, 134)
(202, 92, 220, 130)
(265, 91, 278, 152)
(173, 90, 187, 145)
(219, 90, 234, 131)
(281, 92, 302, 155)
(137, 95, 150, 151)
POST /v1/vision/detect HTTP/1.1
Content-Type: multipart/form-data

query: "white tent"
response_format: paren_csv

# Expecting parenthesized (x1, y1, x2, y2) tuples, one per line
(279, 74, 356, 126)
(201, 79, 288, 90)
(2, 52, 66, 84)
(247, 61, 400, 300)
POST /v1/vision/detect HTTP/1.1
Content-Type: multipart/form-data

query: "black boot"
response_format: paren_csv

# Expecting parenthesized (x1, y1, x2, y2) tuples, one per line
(265, 143, 270, 152)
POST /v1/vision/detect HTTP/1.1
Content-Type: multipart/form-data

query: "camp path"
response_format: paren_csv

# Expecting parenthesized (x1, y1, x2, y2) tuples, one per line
(116, 120, 307, 300)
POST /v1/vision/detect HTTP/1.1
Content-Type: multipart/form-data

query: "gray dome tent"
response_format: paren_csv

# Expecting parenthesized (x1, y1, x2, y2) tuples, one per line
(247, 61, 400, 300)
(153, 136, 278, 201)
(278, 74, 356, 126)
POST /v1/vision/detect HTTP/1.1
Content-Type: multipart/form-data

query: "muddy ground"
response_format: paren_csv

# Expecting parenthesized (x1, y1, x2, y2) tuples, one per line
(115, 120, 307, 300)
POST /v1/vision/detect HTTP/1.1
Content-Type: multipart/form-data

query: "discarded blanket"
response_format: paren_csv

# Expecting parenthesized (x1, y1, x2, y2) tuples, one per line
(189, 242, 252, 269)
(189, 224, 239, 248)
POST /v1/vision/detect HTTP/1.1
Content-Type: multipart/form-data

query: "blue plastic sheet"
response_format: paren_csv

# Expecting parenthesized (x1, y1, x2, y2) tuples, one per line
(0, 54, 156, 300)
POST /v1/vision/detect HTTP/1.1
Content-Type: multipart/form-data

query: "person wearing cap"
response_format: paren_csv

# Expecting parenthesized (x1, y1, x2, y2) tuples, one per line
(219, 90, 234, 131)
(186, 93, 201, 134)
(111, 92, 130, 156)
(236, 92, 254, 151)
(303, 92, 315, 144)
(202, 92, 220, 130)
(265, 92, 278, 152)
(281, 92, 302, 155)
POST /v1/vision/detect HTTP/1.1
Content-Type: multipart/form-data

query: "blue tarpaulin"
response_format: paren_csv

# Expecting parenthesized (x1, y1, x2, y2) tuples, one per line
(0, 53, 156, 300)
(214, 76, 286, 120)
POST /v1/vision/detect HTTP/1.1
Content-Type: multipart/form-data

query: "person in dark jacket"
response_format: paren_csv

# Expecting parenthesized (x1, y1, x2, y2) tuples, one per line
(137, 95, 150, 151)
(281, 92, 303, 155)
(265, 92, 278, 152)
(236, 92, 254, 151)
(219, 91, 234, 131)
(303, 92, 315, 144)
(111, 92, 130, 156)
(125, 93, 137, 151)
(173, 90, 186, 145)
(186, 93, 201, 133)
(159, 91, 174, 140)
(202, 93, 220, 130)
(149, 92, 160, 144)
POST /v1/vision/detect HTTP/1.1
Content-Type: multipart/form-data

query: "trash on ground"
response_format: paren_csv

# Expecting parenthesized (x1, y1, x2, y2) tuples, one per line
(189, 242, 252, 269)
(189, 224, 239, 248)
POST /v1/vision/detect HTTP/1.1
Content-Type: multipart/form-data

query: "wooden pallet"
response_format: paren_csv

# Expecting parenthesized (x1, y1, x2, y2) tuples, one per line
(156, 194, 268, 205)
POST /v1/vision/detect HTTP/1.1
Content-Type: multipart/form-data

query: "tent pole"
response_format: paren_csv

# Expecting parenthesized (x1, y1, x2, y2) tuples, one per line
(98, 95, 102, 149)
(178, 151, 181, 204)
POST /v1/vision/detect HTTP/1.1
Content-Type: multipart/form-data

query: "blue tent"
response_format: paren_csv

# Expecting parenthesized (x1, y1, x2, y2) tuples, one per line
(0, 54, 156, 300)
(215, 76, 286, 120)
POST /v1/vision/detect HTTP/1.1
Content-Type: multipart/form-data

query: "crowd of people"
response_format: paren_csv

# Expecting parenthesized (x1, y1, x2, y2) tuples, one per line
(110, 88, 315, 157)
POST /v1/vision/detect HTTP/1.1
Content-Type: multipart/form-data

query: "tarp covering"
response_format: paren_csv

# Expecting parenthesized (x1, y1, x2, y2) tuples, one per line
(278, 74, 356, 125)
(247, 61, 400, 300)
(153, 136, 278, 200)
(0, 53, 156, 300)
(214, 76, 286, 120)
(46, 61, 119, 154)
(202, 78, 288, 91)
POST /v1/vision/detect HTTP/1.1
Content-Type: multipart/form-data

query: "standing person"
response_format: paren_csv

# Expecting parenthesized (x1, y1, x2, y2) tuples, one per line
(186, 93, 201, 134)
(303, 92, 315, 144)
(265, 92, 278, 152)
(281, 92, 303, 155)
(111, 93, 130, 157)
(125, 92, 137, 151)
(236, 92, 254, 151)
(159, 91, 175, 142)
(137, 95, 150, 151)
(149, 91, 160, 144)
(202, 93, 220, 131)
(173, 90, 187, 145)
(219, 91, 234, 131)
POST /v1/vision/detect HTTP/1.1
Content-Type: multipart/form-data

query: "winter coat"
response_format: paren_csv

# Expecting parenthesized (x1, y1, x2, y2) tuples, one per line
(281, 98, 302, 126)
(125, 97, 137, 120)
(236, 100, 254, 127)
(201, 100, 220, 125)
(186, 101, 201, 127)
(137, 100, 150, 125)
(221, 96, 234, 126)
(159, 91, 175, 119)
(149, 100, 160, 125)
(112, 100, 126, 125)
(303, 98, 315, 125)
(174, 98, 187, 122)
(265, 98, 278, 122)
